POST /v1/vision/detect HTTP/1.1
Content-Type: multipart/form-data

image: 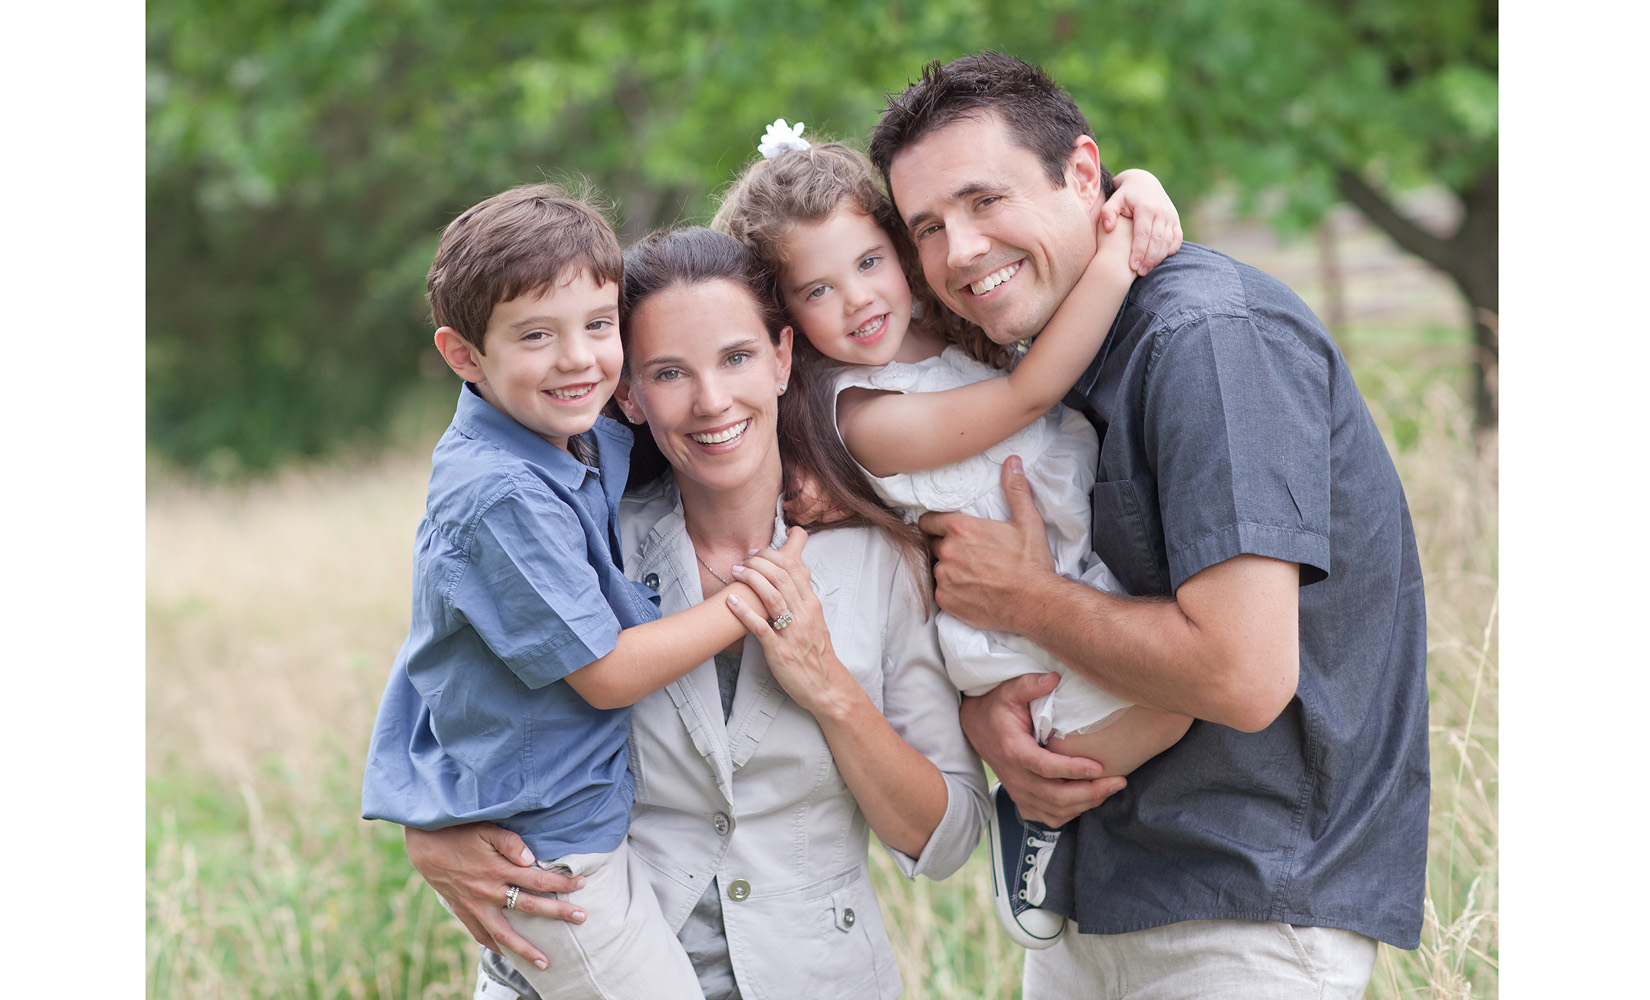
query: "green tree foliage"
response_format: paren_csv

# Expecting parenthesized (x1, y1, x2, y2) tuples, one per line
(1074, 0, 1499, 426)
(148, 0, 1497, 470)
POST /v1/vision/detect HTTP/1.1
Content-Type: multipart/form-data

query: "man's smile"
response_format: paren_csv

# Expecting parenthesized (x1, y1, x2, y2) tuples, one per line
(964, 260, 1024, 298)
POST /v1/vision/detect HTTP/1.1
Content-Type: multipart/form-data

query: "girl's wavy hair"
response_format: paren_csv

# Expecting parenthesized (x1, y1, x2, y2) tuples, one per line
(618, 226, 931, 596)
(711, 140, 1015, 372)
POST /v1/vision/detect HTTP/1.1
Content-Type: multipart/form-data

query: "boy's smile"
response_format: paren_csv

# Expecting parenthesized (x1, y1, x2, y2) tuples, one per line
(437, 272, 624, 452)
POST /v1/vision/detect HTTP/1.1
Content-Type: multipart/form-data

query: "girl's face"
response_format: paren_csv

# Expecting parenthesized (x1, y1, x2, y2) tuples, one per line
(779, 208, 915, 368)
(615, 279, 792, 497)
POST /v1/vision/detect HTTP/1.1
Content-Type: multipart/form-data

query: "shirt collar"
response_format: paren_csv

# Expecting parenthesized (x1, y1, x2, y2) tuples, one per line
(449, 382, 595, 489)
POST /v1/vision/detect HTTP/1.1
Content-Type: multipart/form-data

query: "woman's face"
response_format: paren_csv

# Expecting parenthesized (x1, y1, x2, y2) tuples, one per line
(616, 279, 793, 496)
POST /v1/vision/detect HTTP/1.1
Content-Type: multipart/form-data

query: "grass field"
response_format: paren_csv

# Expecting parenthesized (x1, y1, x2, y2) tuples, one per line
(146, 331, 1497, 999)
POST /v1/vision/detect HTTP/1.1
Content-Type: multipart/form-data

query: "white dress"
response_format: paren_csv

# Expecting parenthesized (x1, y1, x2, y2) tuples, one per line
(832, 346, 1133, 741)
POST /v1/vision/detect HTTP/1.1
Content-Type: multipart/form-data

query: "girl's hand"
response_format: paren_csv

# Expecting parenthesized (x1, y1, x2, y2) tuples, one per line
(1100, 168, 1183, 275)
(402, 823, 587, 971)
(726, 527, 853, 719)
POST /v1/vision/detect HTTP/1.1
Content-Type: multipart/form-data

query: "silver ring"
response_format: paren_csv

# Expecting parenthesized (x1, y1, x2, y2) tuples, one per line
(504, 885, 520, 909)
(770, 612, 793, 630)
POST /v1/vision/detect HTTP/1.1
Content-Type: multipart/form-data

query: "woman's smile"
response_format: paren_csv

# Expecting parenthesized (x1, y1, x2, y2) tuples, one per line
(688, 417, 751, 449)
(619, 278, 792, 497)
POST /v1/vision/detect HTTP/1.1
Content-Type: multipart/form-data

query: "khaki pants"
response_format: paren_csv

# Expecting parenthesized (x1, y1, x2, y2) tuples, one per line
(1024, 919, 1377, 1000)
(496, 840, 700, 1000)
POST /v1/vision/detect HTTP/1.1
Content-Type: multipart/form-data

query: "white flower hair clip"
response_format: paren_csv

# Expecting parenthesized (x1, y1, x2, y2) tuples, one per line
(758, 118, 810, 159)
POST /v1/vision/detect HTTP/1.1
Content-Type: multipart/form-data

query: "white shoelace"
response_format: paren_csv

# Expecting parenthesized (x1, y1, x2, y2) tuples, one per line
(1018, 830, 1061, 906)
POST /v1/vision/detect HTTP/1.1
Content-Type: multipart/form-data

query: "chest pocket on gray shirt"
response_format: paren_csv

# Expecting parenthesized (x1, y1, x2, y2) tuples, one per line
(1089, 478, 1171, 597)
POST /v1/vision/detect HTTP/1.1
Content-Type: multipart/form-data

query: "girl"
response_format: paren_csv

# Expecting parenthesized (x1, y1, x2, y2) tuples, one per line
(712, 121, 1194, 948)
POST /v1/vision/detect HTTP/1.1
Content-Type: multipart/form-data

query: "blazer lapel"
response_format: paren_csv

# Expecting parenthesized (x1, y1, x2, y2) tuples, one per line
(640, 508, 737, 800)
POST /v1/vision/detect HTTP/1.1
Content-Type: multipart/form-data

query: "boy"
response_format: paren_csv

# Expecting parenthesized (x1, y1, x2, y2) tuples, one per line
(362, 184, 793, 999)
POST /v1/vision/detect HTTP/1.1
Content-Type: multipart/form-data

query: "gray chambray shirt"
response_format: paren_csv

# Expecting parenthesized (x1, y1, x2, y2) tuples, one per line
(1041, 242, 1430, 950)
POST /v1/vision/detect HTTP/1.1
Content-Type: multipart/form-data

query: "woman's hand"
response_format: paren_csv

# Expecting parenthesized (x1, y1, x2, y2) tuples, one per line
(402, 823, 587, 971)
(727, 525, 952, 859)
(1101, 168, 1184, 275)
(725, 526, 854, 719)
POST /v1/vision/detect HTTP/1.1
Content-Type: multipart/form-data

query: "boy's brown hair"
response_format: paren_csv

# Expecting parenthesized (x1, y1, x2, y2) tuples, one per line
(427, 183, 623, 352)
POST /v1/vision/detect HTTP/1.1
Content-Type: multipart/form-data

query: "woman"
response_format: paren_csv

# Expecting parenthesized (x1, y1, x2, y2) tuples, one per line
(405, 227, 989, 1000)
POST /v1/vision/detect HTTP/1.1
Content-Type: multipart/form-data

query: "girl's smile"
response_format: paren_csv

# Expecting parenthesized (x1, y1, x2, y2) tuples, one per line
(780, 209, 920, 367)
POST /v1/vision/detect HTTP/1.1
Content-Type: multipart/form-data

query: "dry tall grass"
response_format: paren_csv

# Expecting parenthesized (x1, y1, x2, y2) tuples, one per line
(146, 351, 1496, 999)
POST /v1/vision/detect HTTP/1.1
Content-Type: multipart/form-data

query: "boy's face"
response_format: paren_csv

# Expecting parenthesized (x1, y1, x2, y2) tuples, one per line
(436, 272, 624, 451)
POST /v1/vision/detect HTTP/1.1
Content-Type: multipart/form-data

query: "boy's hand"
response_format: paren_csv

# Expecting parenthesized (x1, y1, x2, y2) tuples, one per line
(1100, 168, 1183, 275)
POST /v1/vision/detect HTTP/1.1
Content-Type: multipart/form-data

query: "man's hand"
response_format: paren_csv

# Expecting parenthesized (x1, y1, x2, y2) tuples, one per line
(960, 674, 1126, 827)
(918, 456, 1056, 633)
(403, 823, 586, 971)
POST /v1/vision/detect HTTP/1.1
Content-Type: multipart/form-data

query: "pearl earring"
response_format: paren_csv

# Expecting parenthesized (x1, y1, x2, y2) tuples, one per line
(778, 382, 787, 394)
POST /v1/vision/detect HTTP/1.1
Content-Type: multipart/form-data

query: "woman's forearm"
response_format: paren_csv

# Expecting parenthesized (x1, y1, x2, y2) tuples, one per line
(809, 679, 949, 859)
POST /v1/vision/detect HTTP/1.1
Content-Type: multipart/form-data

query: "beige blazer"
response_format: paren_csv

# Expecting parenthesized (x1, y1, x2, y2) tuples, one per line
(618, 478, 988, 1000)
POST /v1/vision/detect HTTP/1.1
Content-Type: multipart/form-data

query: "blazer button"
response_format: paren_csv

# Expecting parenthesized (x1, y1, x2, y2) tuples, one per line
(712, 812, 731, 836)
(843, 907, 855, 927)
(642, 573, 660, 589)
(728, 879, 751, 901)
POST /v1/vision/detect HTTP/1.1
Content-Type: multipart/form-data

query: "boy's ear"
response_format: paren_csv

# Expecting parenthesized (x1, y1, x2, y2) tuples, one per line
(433, 327, 486, 383)
(613, 378, 645, 425)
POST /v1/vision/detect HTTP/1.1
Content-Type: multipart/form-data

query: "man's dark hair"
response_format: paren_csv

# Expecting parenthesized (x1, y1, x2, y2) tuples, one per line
(869, 51, 1115, 200)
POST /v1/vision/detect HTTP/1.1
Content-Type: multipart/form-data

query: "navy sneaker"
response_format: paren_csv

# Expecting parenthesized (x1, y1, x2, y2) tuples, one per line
(986, 782, 1067, 949)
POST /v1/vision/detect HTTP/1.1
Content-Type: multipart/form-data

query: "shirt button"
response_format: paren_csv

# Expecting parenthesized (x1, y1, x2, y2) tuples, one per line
(728, 879, 751, 901)
(642, 573, 660, 589)
(712, 812, 730, 836)
(843, 907, 855, 927)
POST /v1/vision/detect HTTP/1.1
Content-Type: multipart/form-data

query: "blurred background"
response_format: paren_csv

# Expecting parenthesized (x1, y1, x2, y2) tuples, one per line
(146, 2, 1498, 997)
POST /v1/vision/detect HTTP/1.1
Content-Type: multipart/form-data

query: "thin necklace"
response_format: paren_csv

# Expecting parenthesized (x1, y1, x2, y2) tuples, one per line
(695, 549, 731, 587)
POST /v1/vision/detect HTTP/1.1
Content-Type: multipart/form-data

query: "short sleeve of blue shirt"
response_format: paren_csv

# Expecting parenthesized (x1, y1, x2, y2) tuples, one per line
(1145, 314, 1332, 590)
(455, 487, 621, 688)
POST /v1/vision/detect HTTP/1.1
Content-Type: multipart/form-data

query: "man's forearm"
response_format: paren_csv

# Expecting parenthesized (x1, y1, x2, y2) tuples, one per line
(922, 464, 1299, 733)
(1003, 570, 1204, 716)
(1001, 557, 1299, 733)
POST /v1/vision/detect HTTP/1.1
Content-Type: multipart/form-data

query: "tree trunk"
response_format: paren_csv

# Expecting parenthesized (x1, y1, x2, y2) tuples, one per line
(1335, 164, 1499, 429)
(1452, 170, 1499, 431)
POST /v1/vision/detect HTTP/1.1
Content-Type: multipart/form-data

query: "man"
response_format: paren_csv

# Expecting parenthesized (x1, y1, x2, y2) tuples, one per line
(869, 52, 1429, 999)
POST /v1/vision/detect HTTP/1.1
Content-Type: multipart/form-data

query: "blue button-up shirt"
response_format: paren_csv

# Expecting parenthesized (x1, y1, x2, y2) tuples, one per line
(1043, 243, 1430, 950)
(362, 385, 659, 858)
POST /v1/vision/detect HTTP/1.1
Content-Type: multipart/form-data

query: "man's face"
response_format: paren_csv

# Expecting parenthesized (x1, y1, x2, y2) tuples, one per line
(889, 114, 1099, 346)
